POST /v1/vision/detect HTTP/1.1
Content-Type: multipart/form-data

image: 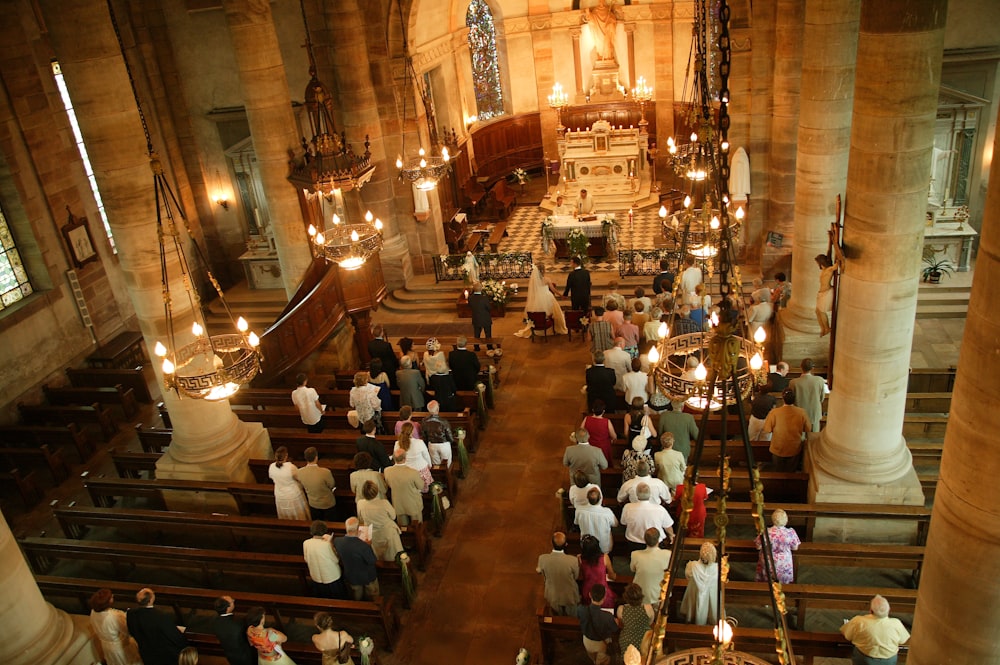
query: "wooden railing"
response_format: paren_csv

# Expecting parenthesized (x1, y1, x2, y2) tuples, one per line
(471, 113, 543, 184)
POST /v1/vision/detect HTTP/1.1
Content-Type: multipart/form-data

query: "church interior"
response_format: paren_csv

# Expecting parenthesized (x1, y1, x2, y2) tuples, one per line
(0, 0, 999, 663)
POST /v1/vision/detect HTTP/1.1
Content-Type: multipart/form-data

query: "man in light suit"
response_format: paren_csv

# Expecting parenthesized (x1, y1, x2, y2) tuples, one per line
(384, 450, 425, 525)
(126, 588, 188, 665)
(563, 255, 592, 313)
(395, 355, 426, 410)
(468, 282, 493, 344)
(298, 447, 336, 521)
(448, 336, 481, 391)
(562, 427, 608, 486)
(536, 532, 580, 616)
(789, 357, 826, 432)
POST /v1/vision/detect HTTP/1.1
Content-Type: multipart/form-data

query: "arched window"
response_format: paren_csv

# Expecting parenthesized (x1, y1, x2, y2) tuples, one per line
(466, 0, 505, 120)
(0, 202, 33, 311)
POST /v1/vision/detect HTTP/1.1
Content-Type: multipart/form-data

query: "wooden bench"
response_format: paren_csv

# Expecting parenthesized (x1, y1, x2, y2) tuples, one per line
(0, 423, 93, 463)
(36, 575, 400, 651)
(86, 330, 146, 369)
(904, 392, 952, 413)
(53, 505, 430, 571)
(43, 383, 138, 419)
(0, 443, 70, 485)
(485, 179, 517, 219)
(19, 537, 415, 607)
(595, 469, 810, 504)
(66, 366, 153, 403)
(0, 468, 44, 508)
(487, 221, 508, 252)
(18, 401, 117, 441)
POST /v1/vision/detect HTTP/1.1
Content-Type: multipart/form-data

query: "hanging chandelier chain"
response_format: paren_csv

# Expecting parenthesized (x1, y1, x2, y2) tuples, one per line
(299, 0, 318, 71)
(107, 0, 152, 155)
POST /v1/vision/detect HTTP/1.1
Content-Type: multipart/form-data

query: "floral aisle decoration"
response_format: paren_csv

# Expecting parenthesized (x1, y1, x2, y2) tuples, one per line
(601, 214, 620, 251)
(481, 279, 513, 306)
(567, 227, 590, 260)
(357, 636, 375, 665)
(541, 217, 554, 254)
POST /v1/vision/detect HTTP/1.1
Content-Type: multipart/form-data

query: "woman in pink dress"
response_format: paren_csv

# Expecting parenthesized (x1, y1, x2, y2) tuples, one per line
(578, 535, 616, 609)
(755, 508, 801, 583)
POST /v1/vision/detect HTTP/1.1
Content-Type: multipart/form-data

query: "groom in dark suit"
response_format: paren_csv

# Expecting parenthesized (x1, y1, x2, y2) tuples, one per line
(563, 256, 592, 312)
(468, 282, 493, 343)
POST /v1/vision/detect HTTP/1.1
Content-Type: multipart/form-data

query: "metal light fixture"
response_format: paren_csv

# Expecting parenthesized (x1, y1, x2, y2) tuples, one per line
(107, 2, 260, 401)
(548, 81, 570, 131)
(631, 75, 654, 124)
(308, 210, 384, 271)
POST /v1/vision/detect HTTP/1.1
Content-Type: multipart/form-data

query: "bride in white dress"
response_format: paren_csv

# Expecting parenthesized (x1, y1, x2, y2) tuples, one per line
(515, 263, 568, 337)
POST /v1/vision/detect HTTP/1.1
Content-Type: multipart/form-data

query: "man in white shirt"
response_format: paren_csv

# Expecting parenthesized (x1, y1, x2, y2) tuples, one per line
(574, 487, 618, 554)
(303, 521, 346, 599)
(617, 461, 671, 505)
(291, 372, 325, 433)
(679, 256, 703, 302)
(620, 483, 675, 549)
(630, 528, 673, 604)
(840, 594, 910, 664)
(553, 194, 573, 217)
(577, 188, 595, 215)
(603, 337, 633, 392)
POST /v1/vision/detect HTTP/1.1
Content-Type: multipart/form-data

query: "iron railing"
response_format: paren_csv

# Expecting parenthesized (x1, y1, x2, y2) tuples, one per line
(433, 251, 535, 282)
(617, 248, 683, 276)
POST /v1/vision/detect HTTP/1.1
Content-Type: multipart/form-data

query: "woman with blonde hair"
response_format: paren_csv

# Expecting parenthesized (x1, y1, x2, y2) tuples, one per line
(178, 647, 199, 665)
(349, 371, 382, 433)
(679, 541, 719, 625)
(357, 480, 404, 561)
(312, 612, 355, 665)
(755, 508, 801, 584)
(88, 588, 142, 665)
(393, 421, 433, 491)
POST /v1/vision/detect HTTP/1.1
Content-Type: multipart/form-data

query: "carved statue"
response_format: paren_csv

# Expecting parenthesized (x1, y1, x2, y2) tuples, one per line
(583, 0, 620, 63)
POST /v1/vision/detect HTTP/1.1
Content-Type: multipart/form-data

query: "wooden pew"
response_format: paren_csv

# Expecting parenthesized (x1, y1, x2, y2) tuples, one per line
(595, 469, 810, 504)
(86, 330, 146, 369)
(0, 443, 70, 485)
(43, 383, 138, 419)
(19, 537, 415, 606)
(906, 367, 956, 393)
(66, 366, 153, 403)
(18, 402, 117, 441)
(185, 632, 371, 665)
(0, 468, 44, 508)
(53, 506, 430, 571)
(0, 423, 93, 463)
(485, 179, 517, 219)
(904, 392, 952, 413)
(36, 575, 400, 651)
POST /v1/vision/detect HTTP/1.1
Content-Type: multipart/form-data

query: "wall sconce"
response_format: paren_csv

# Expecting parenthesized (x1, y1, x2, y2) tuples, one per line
(211, 169, 229, 210)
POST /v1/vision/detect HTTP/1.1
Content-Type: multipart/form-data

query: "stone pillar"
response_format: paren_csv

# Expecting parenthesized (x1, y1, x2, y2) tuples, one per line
(43, 0, 270, 490)
(908, 103, 1000, 665)
(222, 0, 312, 297)
(780, 0, 860, 364)
(806, 0, 946, 522)
(759, 0, 804, 277)
(1, 510, 98, 665)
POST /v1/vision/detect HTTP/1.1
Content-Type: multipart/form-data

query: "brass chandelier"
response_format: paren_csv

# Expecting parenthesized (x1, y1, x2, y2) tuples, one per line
(308, 210, 384, 271)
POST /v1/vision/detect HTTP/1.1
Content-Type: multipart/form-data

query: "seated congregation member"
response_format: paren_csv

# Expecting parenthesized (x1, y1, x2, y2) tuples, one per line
(298, 447, 336, 521)
(620, 483, 676, 549)
(563, 428, 609, 486)
(396, 356, 426, 410)
(578, 535, 616, 608)
(356, 480, 404, 562)
(350, 452, 387, 501)
(616, 583, 654, 659)
(355, 419, 391, 472)
(586, 353, 618, 414)
(210, 595, 257, 665)
(334, 517, 380, 601)
(384, 449, 425, 525)
(679, 542, 719, 626)
(126, 587, 188, 665)
(536, 531, 581, 616)
(394, 422, 433, 492)
(754, 509, 800, 584)
(575, 487, 618, 554)
(576, 584, 619, 665)
(448, 336, 481, 391)
(394, 404, 423, 438)
(569, 470, 601, 510)
(245, 607, 295, 665)
(618, 461, 671, 505)
(302, 521, 346, 599)
(654, 432, 687, 490)
(840, 595, 910, 665)
(581, 399, 616, 463)
(630, 528, 672, 605)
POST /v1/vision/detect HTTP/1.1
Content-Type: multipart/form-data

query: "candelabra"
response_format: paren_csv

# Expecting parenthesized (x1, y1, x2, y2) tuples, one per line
(547, 82, 570, 132)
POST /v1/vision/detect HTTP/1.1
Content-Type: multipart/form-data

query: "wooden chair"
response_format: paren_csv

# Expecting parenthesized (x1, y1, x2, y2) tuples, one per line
(527, 312, 554, 343)
(564, 310, 587, 342)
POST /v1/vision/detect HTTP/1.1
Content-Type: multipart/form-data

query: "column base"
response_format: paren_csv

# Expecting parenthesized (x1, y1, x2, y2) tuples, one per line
(156, 421, 272, 512)
(804, 448, 925, 544)
(777, 308, 830, 366)
(14, 606, 100, 665)
(381, 235, 413, 292)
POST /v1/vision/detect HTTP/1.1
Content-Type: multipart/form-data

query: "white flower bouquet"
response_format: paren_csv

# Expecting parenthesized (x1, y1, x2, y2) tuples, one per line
(481, 279, 512, 305)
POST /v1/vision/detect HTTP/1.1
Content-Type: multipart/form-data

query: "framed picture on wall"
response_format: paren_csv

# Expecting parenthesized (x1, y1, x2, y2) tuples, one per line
(61, 209, 98, 269)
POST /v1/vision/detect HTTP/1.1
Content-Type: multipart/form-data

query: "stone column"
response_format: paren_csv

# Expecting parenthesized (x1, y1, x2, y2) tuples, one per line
(759, 0, 804, 277)
(908, 103, 1000, 665)
(780, 0, 860, 364)
(806, 0, 946, 520)
(222, 0, 312, 297)
(43, 0, 269, 490)
(1, 510, 98, 665)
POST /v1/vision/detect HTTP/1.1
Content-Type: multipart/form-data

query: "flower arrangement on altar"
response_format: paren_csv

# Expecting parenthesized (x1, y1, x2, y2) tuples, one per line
(567, 227, 590, 259)
(541, 217, 555, 254)
(601, 214, 619, 247)
(481, 279, 513, 305)
(510, 167, 531, 185)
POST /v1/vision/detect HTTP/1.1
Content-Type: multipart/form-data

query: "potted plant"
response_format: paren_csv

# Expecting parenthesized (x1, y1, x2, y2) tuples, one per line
(921, 246, 955, 284)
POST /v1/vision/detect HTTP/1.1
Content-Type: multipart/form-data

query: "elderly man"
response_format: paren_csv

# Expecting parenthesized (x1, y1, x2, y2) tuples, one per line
(618, 461, 671, 505)
(747, 289, 773, 335)
(789, 358, 826, 432)
(603, 337, 632, 391)
(537, 531, 581, 616)
(334, 517, 380, 601)
(303, 521, 346, 598)
(396, 355, 426, 409)
(384, 450, 424, 525)
(574, 487, 618, 554)
(126, 587, 188, 665)
(768, 361, 791, 393)
(840, 595, 910, 665)
(449, 336, 481, 391)
(620, 483, 676, 549)
(563, 428, 609, 486)
(211, 595, 257, 665)
(763, 389, 812, 472)
(630, 528, 673, 605)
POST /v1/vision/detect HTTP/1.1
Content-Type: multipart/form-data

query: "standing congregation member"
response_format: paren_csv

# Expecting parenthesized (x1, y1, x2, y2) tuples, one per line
(449, 336, 481, 391)
(576, 585, 619, 665)
(679, 543, 719, 626)
(210, 596, 257, 665)
(302, 521, 346, 599)
(563, 428, 608, 486)
(763, 389, 812, 472)
(350, 452, 387, 501)
(126, 587, 188, 665)
(630, 528, 672, 605)
(368, 325, 398, 389)
(291, 373, 325, 433)
(789, 357, 826, 432)
(355, 419, 391, 472)
(245, 607, 295, 665)
(575, 487, 618, 554)
(88, 588, 141, 665)
(754, 509, 801, 584)
(840, 595, 910, 665)
(396, 356, 427, 410)
(384, 449, 425, 525)
(269, 447, 310, 521)
(334, 517, 380, 601)
(536, 532, 580, 616)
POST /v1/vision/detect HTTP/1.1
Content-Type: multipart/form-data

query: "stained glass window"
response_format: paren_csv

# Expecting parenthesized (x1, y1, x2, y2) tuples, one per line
(466, 0, 505, 121)
(0, 203, 33, 311)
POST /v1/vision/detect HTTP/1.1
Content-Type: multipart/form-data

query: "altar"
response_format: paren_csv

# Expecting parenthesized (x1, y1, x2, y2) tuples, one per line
(557, 120, 648, 206)
(543, 214, 615, 259)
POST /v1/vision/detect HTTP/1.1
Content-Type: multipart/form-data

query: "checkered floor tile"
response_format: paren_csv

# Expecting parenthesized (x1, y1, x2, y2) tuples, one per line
(496, 205, 665, 273)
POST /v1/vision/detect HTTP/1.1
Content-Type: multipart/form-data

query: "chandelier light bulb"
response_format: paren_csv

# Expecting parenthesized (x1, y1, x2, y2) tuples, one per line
(395, 156, 403, 169)
(191, 322, 203, 337)
(659, 205, 667, 219)
(667, 136, 675, 148)
(721, 141, 730, 151)
(658, 322, 668, 338)
(154, 341, 167, 357)
(351, 230, 360, 242)
(736, 206, 745, 220)
(418, 147, 426, 157)
(332, 214, 341, 225)
(442, 147, 450, 162)
(237, 316, 249, 332)
(713, 619, 734, 647)
(365, 210, 374, 223)
(711, 311, 719, 327)
(315, 232, 325, 244)
(419, 158, 427, 168)
(374, 218, 384, 231)
(669, 144, 677, 154)
(162, 357, 175, 375)
(248, 331, 260, 347)
(684, 196, 692, 209)
(750, 351, 763, 371)
(754, 326, 767, 344)
(694, 363, 708, 382)
(690, 132, 698, 142)
(710, 216, 720, 230)
(647, 346, 660, 364)
(307, 224, 316, 237)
